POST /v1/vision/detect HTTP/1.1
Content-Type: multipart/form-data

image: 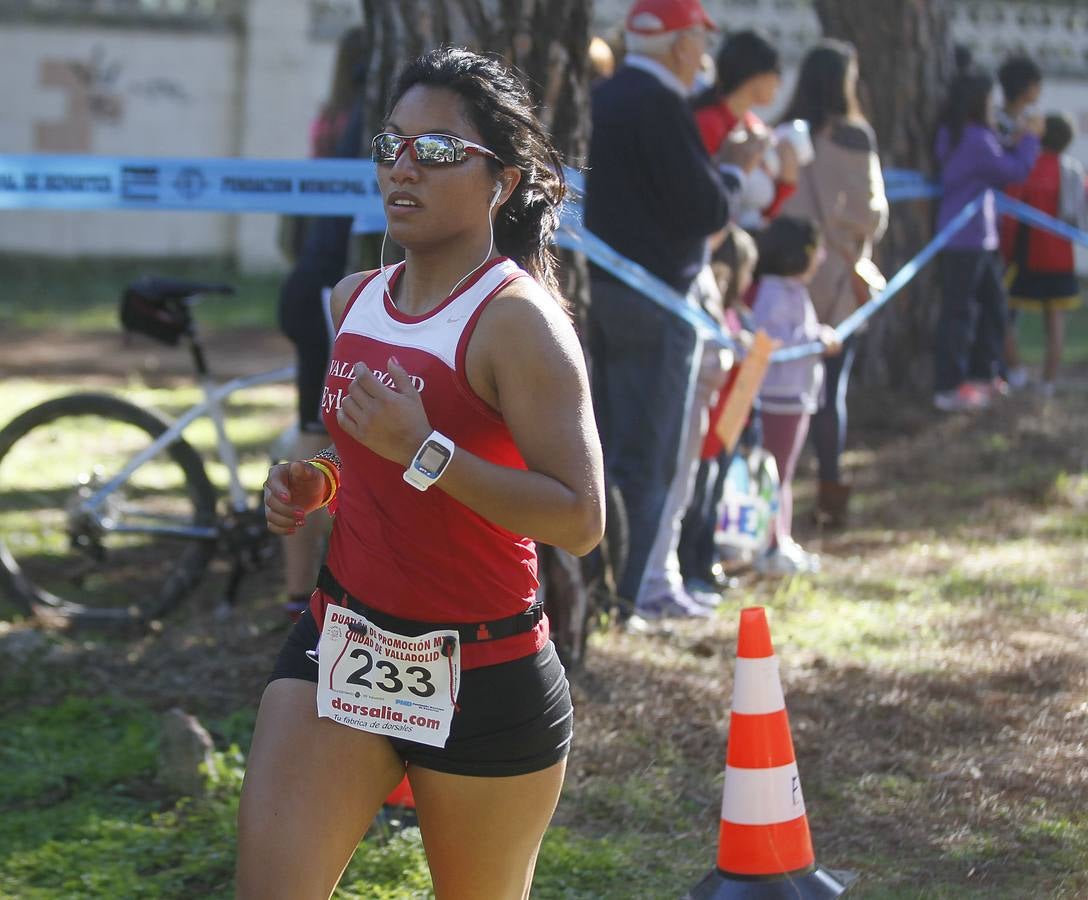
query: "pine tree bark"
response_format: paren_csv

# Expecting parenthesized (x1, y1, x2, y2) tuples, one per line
(813, 0, 954, 389)
(356, 0, 591, 166)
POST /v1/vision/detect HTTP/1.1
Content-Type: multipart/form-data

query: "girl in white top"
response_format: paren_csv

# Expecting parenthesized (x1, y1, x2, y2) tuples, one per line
(750, 216, 840, 576)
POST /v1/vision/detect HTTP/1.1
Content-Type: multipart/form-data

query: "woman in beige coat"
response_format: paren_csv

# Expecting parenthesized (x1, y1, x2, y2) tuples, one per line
(778, 39, 888, 527)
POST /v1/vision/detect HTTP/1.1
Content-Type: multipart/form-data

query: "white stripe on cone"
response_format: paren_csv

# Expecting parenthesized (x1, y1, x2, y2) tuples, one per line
(721, 762, 806, 826)
(730, 656, 786, 715)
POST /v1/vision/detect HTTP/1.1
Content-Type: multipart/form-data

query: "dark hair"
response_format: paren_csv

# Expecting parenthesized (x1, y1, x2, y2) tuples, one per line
(953, 44, 974, 75)
(997, 55, 1042, 105)
(712, 225, 759, 306)
(1042, 112, 1074, 154)
(387, 47, 567, 299)
(777, 39, 861, 134)
(937, 64, 994, 149)
(754, 216, 821, 279)
(694, 30, 779, 109)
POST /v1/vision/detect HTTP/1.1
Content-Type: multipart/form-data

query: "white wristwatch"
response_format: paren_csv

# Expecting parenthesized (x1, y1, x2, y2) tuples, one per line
(403, 430, 456, 491)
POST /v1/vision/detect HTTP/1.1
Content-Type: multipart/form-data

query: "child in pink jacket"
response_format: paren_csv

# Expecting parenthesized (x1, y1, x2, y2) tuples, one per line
(750, 217, 841, 575)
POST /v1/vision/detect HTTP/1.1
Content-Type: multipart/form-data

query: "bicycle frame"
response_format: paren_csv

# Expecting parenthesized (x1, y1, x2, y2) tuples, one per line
(80, 365, 296, 540)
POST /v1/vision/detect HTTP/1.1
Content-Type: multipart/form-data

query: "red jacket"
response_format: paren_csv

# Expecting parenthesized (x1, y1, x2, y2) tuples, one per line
(1002, 152, 1074, 273)
(693, 102, 795, 219)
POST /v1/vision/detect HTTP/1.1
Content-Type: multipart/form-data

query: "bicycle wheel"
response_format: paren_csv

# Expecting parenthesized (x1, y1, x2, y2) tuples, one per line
(0, 393, 218, 622)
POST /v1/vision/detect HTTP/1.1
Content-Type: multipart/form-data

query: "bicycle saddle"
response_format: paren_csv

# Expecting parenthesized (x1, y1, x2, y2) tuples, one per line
(124, 276, 235, 303)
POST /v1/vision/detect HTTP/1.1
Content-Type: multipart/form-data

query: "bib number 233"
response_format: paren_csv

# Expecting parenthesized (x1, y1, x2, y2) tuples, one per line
(316, 604, 461, 748)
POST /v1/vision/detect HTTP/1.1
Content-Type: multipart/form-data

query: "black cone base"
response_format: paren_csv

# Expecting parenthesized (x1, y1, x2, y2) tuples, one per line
(686, 865, 855, 899)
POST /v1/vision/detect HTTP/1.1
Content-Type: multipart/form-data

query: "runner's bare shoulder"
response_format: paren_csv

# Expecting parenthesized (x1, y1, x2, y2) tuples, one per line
(330, 270, 377, 329)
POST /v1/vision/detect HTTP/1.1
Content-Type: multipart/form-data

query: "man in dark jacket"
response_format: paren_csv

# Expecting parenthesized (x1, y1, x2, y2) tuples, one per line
(585, 0, 742, 619)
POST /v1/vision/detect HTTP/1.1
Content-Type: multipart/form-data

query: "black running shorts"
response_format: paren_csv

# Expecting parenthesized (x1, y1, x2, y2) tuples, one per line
(268, 609, 573, 777)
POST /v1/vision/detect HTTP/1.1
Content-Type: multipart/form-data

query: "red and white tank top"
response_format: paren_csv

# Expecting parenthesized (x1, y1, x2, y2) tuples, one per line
(316, 256, 547, 669)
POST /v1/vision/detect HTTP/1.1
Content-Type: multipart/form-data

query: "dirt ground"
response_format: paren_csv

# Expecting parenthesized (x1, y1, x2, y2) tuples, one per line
(0, 326, 295, 383)
(3, 327, 1087, 896)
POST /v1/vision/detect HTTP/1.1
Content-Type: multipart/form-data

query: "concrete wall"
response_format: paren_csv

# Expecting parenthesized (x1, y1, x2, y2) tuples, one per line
(2, 0, 1086, 271)
(0, 10, 342, 270)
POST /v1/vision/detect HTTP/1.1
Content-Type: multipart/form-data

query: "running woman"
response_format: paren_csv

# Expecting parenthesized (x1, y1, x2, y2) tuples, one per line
(237, 47, 605, 900)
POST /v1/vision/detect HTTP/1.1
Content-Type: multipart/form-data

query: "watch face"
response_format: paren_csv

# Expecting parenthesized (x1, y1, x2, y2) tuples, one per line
(416, 441, 451, 477)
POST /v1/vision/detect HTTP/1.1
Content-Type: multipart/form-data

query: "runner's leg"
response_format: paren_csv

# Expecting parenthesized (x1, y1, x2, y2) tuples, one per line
(236, 679, 406, 900)
(408, 759, 566, 900)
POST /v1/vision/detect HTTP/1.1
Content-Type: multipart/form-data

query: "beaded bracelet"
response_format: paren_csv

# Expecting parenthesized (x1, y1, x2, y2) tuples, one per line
(313, 446, 342, 470)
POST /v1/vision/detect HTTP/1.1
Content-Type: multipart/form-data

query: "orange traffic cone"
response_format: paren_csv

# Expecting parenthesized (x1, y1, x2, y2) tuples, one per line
(384, 774, 415, 809)
(688, 607, 852, 898)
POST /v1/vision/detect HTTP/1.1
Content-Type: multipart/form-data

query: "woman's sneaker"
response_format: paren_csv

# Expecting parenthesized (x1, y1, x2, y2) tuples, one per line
(634, 588, 713, 620)
(754, 538, 820, 575)
(934, 382, 989, 412)
(969, 376, 1009, 399)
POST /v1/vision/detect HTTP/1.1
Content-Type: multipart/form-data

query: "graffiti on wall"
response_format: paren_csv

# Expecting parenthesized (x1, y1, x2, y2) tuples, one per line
(35, 46, 190, 153)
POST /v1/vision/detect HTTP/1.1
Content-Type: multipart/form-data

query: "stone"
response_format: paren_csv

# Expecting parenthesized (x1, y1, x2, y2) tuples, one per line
(157, 707, 217, 798)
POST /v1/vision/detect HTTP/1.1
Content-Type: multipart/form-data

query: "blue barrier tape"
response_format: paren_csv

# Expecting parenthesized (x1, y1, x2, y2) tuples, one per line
(0, 154, 382, 215)
(886, 181, 942, 202)
(0, 152, 739, 349)
(856, 170, 1088, 248)
(883, 168, 941, 202)
(772, 189, 1088, 363)
(994, 193, 1088, 247)
(884, 167, 934, 186)
(555, 217, 737, 349)
(1, 154, 1082, 366)
(770, 194, 985, 363)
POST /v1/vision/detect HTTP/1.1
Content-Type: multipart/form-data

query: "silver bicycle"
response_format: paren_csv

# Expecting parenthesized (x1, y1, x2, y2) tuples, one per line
(0, 277, 294, 622)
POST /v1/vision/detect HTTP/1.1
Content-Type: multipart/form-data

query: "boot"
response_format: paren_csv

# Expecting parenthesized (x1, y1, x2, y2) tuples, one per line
(815, 481, 851, 530)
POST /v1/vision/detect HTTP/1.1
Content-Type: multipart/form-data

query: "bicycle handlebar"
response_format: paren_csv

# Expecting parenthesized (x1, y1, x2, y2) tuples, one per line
(124, 276, 236, 304)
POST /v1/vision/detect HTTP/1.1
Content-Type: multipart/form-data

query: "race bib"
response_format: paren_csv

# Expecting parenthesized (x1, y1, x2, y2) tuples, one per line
(316, 604, 461, 748)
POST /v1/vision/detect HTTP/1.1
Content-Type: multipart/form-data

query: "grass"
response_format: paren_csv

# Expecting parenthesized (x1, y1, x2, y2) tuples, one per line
(0, 260, 1086, 897)
(0, 375, 1084, 896)
(1013, 300, 1088, 365)
(0, 691, 687, 899)
(0, 697, 243, 899)
(0, 254, 281, 331)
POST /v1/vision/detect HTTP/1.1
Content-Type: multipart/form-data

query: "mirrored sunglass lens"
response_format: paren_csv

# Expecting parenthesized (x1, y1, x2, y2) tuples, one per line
(373, 134, 402, 161)
(413, 134, 458, 164)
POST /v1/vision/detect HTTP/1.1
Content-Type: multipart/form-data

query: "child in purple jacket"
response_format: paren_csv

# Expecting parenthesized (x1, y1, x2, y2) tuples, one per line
(750, 217, 841, 575)
(932, 63, 1041, 412)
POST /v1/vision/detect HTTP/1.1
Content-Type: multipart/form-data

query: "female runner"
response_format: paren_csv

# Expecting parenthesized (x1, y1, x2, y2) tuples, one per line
(237, 47, 605, 900)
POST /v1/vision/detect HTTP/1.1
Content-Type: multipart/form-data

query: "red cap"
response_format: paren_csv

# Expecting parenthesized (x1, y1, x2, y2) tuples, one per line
(626, 0, 717, 34)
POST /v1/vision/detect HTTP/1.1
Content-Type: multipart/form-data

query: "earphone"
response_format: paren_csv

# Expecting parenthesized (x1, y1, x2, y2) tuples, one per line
(381, 178, 504, 309)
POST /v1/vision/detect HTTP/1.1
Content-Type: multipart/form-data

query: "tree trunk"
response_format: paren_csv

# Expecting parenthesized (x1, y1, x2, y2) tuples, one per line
(355, 0, 596, 665)
(355, 0, 592, 312)
(813, 0, 954, 389)
(356, 0, 590, 170)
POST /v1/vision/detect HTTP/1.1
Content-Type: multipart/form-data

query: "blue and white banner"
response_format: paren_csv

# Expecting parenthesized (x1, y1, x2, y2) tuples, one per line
(3, 154, 1087, 363)
(0, 154, 383, 217)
